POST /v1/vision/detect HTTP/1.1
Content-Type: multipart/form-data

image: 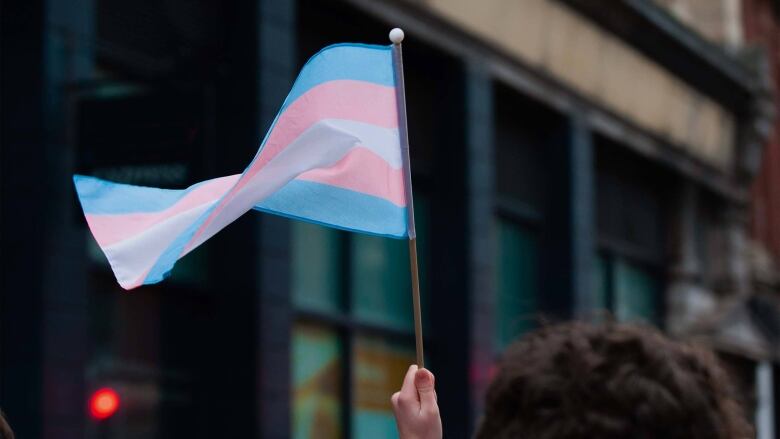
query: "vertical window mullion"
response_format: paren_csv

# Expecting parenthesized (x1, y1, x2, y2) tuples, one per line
(342, 232, 354, 439)
(605, 252, 615, 313)
(654, 264, 665, 327)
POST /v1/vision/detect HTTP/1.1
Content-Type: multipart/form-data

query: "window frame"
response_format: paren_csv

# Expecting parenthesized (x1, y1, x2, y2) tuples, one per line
(290, 181, 432, 439)
(595, 137, 669, 327)
(492, 193, 544, 356)
(596, 241, 666, 326)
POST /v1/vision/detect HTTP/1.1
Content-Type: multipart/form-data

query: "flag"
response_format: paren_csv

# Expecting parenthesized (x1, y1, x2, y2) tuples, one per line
(74, 43, 409, 290)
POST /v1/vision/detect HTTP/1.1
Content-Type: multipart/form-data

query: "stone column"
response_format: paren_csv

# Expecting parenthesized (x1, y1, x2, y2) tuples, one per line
(466, 61, 495, 424)
(256, 1, 296, 437)
(666, 182, 716, 336)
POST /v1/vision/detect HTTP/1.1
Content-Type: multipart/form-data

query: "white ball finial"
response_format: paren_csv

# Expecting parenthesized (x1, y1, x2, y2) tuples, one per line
(389, 28, 405, 44)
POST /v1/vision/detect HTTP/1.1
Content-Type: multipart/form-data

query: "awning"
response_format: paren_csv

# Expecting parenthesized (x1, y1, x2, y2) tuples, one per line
(687, 293, 780, 362)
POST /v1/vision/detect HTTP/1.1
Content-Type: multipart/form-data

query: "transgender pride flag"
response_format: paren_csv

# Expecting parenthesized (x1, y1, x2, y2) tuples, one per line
(74, 43, 412, 290)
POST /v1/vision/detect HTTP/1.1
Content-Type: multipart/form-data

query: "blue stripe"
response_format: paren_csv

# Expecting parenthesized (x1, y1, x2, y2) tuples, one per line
(142, 180, 408, 286)
(281, 43, 394, 112)
(75, 46, 392, 217)
(203, 44, 395, 195)
(74, 174, 207, 215)
(254, 180, 408, 239)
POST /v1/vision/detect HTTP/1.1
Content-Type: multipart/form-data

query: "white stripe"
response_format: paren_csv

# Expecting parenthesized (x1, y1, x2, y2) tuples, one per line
(319, 119, 402, 168)
(185, 119, 398, 253)
(102, 200, 216, 288)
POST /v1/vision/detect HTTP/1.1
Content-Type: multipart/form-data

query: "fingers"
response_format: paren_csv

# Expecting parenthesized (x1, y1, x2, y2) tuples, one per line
(400, 364, 418, 400)
(392, 365, 420, 414)
(391, 391, 401, 409)
(392, 365, 442, 439)
(415, 368, 438, 414)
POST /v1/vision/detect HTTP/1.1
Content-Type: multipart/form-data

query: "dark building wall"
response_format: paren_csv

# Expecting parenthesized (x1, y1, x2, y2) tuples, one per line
(1, 1, 47, 437)
(2, 0, 266, 437)
(2, 0, 95, 437)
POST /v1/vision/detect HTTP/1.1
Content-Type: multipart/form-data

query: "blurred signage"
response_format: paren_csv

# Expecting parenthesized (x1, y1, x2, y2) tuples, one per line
(76, 88, 207, 188)
(75, 86, 214, 284)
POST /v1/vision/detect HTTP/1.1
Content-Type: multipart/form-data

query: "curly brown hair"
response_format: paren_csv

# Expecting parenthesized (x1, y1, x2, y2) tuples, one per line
(476, 322, 753, 439)
(0, 410, 13, 439)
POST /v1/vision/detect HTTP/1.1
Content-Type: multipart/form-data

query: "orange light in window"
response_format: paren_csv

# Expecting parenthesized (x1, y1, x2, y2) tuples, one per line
(89, 387, 120, 420)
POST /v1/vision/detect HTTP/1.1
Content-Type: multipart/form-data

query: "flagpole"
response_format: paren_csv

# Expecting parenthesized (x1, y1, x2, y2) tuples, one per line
(390, 28, 425, 369)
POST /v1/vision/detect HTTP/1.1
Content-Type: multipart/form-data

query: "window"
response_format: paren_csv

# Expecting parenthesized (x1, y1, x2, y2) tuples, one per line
(351, 235, 413, 331)
(352, 336, 416, 437)
(290, 197, 429, 439)
(595, 137, 667, 326)
(613, 259, 659, 322)
(292, 323, 343, 439)
(494, 218, 539, 350)
(292, 223, 343, 314)
(293, 5, 450, 433)
(593, 254, 610, 312)
(493, 82, 553, 353)
(595, 254, 660, 324)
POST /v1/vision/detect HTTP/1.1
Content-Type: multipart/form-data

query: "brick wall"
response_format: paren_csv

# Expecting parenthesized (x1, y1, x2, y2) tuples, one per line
(743, 0, 780, 268)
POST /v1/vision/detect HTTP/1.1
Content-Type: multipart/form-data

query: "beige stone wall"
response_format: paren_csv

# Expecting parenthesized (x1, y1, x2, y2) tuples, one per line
(409, 0, 736, 170)
(655, 0, 744, 49)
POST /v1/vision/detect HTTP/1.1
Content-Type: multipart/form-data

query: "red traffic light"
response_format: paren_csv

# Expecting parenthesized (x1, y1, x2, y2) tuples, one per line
(89, 388, 120, 420)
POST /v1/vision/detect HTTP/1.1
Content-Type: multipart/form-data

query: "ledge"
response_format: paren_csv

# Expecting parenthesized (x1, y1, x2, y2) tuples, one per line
(559, 0, 759, 115)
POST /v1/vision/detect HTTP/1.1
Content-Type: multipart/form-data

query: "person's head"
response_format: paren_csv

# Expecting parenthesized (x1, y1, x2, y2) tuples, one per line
(476, 321, 752, 439)
(0, 410, 14, 439)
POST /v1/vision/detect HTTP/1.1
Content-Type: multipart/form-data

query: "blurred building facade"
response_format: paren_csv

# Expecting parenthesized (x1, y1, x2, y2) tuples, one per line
(659, 1, 780, 437)
(1, 0, 778, 438)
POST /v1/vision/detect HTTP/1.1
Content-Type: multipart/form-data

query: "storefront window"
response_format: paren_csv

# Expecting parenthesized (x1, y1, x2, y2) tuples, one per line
(351, 236, 413, 331)
(290, 196, 429, 438)
(495, 218, 538, 350)
(351, 196, 429, 332)
(593, 254, 660, 324)
(292, 323, 343, 439)
(595, 141, 666, 326)
(292, 223, 344, 313)
(353, 336, 416, 438)
(593, 254, 610, 313)
(613, 259, 658, 323)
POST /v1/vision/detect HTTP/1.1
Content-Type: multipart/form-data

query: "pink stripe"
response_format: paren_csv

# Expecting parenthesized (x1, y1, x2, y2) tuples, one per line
(86, 175, 240, 247)
(261, 80, 398, 167)
(187, 80, 398, 249)
(296, 146, 406, 207)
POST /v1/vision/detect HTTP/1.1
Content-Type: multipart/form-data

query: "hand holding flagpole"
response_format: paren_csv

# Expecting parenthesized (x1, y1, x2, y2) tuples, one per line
(390, 28, 425, 368)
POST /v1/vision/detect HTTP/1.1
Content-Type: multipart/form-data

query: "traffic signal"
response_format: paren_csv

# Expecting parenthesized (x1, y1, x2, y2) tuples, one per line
(89, 387, 120, 420)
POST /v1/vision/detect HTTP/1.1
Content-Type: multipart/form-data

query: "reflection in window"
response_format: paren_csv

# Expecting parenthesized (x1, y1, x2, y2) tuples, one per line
(290, 193, 429, 437)
(593, 255, 610, 313)
(495, 219, 538, 350)
(292, 222, 343, 313)
(351, 235, 412, 331)
(353, 336, 416, 438)
(351, 195, 429, 332)
(292, 323, 343, 439)
(594, 255, 660, 325)
(613, 260, 658, 324)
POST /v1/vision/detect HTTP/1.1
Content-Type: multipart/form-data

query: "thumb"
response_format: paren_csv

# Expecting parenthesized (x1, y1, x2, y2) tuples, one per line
(415, 368, 437, 410)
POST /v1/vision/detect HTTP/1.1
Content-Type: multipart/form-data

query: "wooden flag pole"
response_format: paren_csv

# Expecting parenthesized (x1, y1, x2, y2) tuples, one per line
(390, 28, 425, 368)
(408, 238, 425, 368)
